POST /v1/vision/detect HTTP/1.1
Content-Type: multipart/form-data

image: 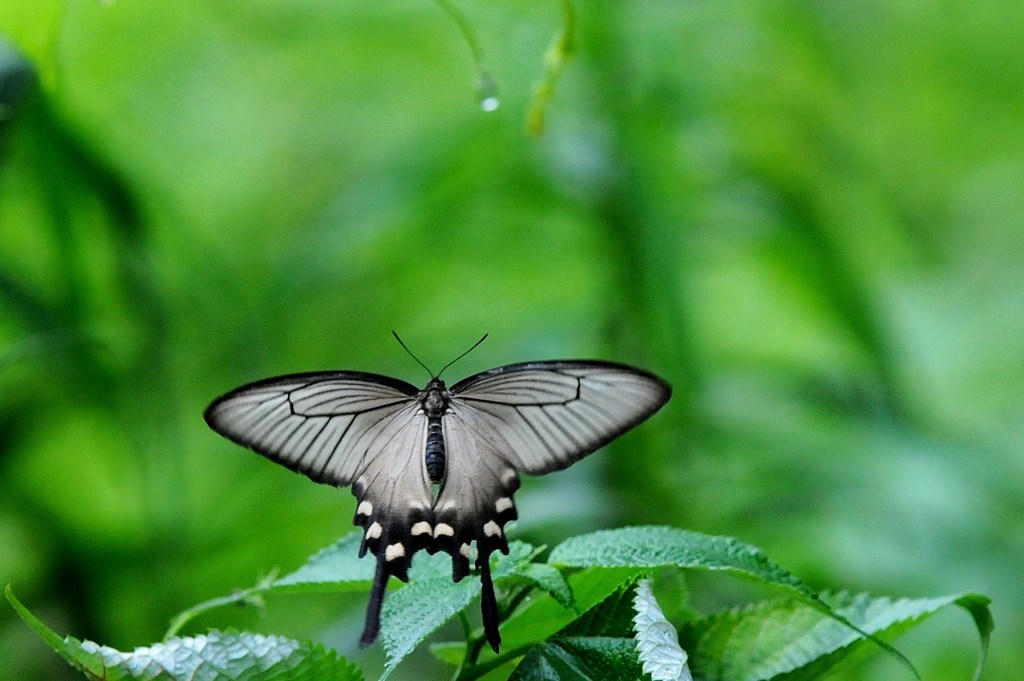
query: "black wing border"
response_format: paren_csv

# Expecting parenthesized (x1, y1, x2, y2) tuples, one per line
(205, 369, 421, 419)
(203, 370, 422, 478)
(448, 359, 672, 471)
(449, 359, 672, 399)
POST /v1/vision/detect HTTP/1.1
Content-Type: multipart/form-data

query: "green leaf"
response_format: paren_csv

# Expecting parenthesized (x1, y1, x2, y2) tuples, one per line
(379, 541, 535, 679)
(955, 594, 995, 681)
(169, 533, 540, 679)
(8, 586, 363, 680)
(429, 640, 467, 667)
(559, 577, 641, 638)
(180, 533, 537, 678)
(6, 584, 65, 653)
(271, 532, 376, 591)
(549, 527, 812, 600)
(509, 637, 643, 681)
(513, 562, 575, 610)
(504, 576, 647, 680)
(498, 567, 643, 650)
(73, 631, 363, 681)
(549, 527, 919, 677)
(684, 591, 993, 681)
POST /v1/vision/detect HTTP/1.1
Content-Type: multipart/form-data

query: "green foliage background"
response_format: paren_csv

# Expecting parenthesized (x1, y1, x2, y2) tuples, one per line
(1, 1, 1020, 679)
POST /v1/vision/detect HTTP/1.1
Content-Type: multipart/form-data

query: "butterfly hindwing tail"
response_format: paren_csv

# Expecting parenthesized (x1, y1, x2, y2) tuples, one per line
(360, 556, 391, 647)
(477, 547, 501, 653)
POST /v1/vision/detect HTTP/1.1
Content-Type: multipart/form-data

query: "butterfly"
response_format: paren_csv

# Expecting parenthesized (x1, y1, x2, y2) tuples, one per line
(204, 335, 671, 652)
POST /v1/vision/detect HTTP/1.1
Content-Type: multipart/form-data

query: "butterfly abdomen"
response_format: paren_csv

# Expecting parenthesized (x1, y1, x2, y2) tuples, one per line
(421, 380, 449, 483)
(425, 419, 445, 483)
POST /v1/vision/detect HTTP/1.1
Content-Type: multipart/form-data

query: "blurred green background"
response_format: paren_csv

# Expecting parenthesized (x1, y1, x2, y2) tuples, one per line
(1, 1, 1020, 680)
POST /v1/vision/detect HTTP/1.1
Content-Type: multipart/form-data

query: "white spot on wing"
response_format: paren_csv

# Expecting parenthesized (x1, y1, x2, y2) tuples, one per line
(357, 500, 373, 516)
(501, 469, 517, 486)
(385, 543, 405, 561)
(439, 500, 456, 512)
(483, 520, 502, 537)
(434, 523, 454, 537)
(495, 497, 514, 513)
(411, 521, 432, 536)
(459, 543, 471, 558)
(366, 522, 382, 539)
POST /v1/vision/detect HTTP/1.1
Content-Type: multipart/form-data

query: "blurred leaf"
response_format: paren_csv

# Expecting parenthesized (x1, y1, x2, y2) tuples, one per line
(0, 0, 62, 89)
(510, 563, 574, 611)
(0, 37, 35, 142)
(429, 640, 466, 667)
(525, 0, 577, 136)
(684, 591, 992, 681)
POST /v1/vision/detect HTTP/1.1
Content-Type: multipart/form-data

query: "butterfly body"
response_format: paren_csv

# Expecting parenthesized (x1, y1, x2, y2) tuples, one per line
(205, 358, 670, 652)
(421, 378, 449, 483)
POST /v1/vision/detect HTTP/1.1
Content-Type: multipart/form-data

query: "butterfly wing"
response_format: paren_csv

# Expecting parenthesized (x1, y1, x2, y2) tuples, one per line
(448, 360, 672, 474)
(205, 361, 671, 652)
(438, 360, 671, 650)
(433, 406, 520, 652)
(204, 371, 434, 645)
(203, 371, 421, 485)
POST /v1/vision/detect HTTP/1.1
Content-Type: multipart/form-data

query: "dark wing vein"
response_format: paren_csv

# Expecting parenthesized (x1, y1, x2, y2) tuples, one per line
(450, 361, 670, 473)
(204, 371, 419, 486)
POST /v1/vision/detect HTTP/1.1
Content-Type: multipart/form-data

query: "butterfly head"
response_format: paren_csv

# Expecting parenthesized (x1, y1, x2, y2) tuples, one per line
(421, 379, 448, 418)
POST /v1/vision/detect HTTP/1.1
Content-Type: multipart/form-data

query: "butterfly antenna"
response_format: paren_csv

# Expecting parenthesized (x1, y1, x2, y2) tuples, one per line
(392, 331, 434, 380)
(437, 333, 488, 378)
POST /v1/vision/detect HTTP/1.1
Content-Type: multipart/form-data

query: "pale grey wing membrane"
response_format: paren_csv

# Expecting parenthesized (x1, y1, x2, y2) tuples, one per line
(449, 362, 671, 474)
(349, 403, 434, 573)
(204, 372, 419, 486)
(206, 362, 669, 652)
(435, 406, 520, 576)
(354, 406, 431, 648)
(436, 406, 521, 652)
(206, 372, 435, 646)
